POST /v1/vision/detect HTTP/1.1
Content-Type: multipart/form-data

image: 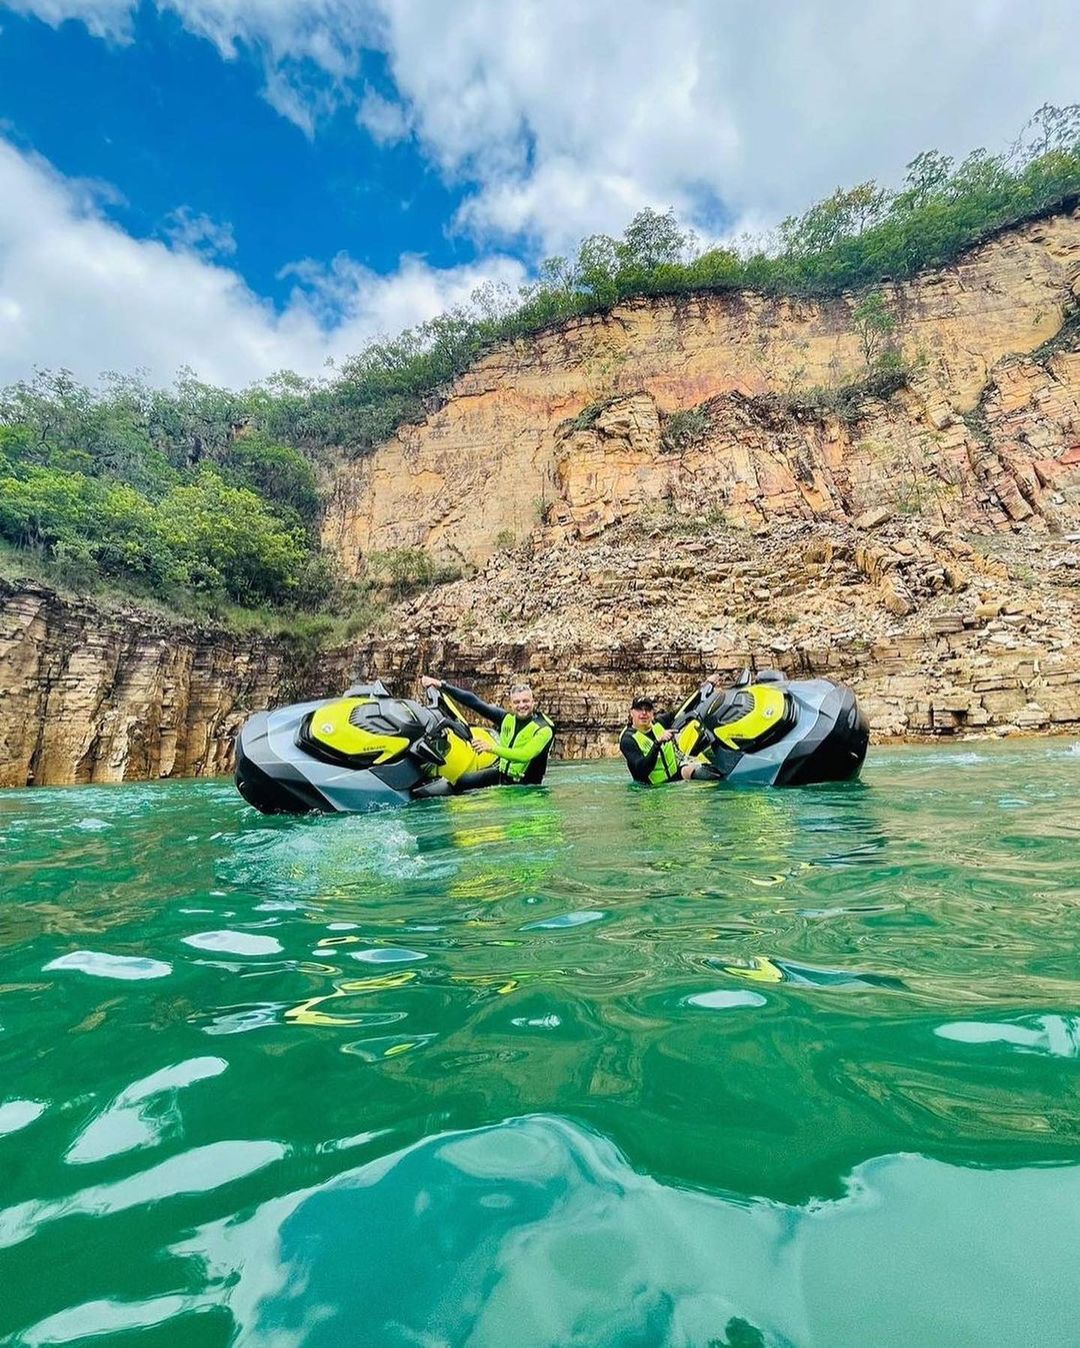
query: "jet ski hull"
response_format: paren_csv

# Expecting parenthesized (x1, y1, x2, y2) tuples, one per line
(234, 701, 422, 813)
(689, 678, 869, 786)
(234, 681, 499, 815)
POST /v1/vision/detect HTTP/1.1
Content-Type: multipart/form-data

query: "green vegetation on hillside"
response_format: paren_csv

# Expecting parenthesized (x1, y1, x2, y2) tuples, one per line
(289, 102, 1080, 454)
(1, 105, 1077, 630)
(0, 374, 331, 617)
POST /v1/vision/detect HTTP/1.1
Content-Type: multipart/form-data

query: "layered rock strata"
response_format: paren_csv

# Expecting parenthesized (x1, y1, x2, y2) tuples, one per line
(351, 517, 1079, 755)
(322, 208, 1080, 570)
(3, 211, 1079, 785)
(0, 583, 351, 787)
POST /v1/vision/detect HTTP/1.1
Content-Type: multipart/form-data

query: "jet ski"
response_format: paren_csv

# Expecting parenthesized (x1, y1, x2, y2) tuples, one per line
(234, 681, 498, 814)
(669, 670, 868, 786)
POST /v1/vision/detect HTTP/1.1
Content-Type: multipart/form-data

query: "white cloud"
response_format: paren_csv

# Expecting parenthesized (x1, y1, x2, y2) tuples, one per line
(357, 86, 410, 146)
(280, 249, 525, 340)
(4, 0, 1078, 387)
(370, 0, 1079, 253)
(161, 0, 366, 72)
(0, 140, 526, 387)
(8, 0, 378, 131)
(163, 206, 237, 258)
(5, 0, 135, 39)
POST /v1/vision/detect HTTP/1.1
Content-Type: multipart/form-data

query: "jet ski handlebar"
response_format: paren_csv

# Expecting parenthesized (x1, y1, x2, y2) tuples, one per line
(424, 686, 472, 742)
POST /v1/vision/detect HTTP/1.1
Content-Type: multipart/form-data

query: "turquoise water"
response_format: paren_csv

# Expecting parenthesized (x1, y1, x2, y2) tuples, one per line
(1, 741, 1079, 1346)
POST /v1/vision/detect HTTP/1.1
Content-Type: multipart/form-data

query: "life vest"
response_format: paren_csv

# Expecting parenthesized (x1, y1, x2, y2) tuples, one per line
(631, 725, 680, 785)
(498, 712, 554, 781)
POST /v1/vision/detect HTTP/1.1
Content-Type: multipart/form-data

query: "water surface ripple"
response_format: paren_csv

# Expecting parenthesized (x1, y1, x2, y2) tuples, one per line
(1, 741, 1078, 1345)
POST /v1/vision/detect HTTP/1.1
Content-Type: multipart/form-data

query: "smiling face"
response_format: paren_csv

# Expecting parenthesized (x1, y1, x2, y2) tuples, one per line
(629, 705, 655, 731)
(509, 685, 536, 717)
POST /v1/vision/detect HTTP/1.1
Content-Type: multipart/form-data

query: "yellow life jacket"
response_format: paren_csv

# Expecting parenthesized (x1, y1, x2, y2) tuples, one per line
(498, 712, 554, 781)
(631, 725, 681, 785)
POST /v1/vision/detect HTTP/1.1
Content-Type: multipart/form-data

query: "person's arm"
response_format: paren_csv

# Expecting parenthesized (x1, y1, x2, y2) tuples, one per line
(441, 683, 507, 726)
(485, 723, 553, 763)
(620, 728, 661, 784)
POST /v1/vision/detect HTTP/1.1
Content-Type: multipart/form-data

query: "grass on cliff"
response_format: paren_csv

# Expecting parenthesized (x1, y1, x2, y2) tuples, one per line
(0, 538, 446, 644)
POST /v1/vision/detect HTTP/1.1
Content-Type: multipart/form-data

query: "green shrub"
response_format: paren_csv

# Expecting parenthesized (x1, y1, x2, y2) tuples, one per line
(771, 365, 914, 423)
(662, 406, 714, 451)
(366, 546, 462, 599)
(0, 463, 308, 606)
(158, 469, 309, 605)
(218, 433, 320, 528)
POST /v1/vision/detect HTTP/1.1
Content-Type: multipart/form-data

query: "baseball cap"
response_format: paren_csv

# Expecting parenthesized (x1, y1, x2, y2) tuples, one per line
(630, 696, 655, 710)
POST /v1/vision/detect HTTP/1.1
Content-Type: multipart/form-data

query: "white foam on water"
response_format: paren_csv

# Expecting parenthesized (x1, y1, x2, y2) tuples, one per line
(200, 1004, 288, 1036)
(182, 931, 284, 957)
(0, 1139, 285, 1250)
(0, 1099, 47, 1137)
(349, 947, 427, 963)
(66, 1057, 228, 1164)
(44, 951, 172, 981)
(936, 1015, 1080, 1059)
(686, 990, 768, 1011)
(19, 1292, 217, 1347)
(521, 910, 606, 930)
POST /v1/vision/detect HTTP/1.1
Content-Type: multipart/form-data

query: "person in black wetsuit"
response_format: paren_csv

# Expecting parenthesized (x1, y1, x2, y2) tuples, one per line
(420, 675, 554, 790)
(619, 694, 718, 785)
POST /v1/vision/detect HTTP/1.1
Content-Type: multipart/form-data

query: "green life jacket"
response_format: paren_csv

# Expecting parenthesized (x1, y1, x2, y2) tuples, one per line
(498, 712, 554, 781)
(632, 725, 680, 785)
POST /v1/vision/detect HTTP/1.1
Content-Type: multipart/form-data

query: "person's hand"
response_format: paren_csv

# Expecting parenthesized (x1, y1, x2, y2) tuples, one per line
(680, 762, 697, 781)
(470, 735, 492, 754)
(657, 728, 675, 743)
(420, 675, 442, 689)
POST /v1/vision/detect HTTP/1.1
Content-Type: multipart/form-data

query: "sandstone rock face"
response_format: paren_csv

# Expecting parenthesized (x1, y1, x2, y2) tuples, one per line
(351, 518, 1079, 756)
(548, 341, 1080, 540)
(322, 209, 1080, 570)
(0, 583, 352, 787)
(4, 213, 1080, 787)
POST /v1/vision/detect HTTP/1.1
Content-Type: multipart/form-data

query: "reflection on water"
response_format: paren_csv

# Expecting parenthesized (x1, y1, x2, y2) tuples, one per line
(64, 1057, 228, 1165)
(1, 741, 1079, 1344)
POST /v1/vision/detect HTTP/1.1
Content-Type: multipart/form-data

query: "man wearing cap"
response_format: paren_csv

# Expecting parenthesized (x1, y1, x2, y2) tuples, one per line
(619, 695, 715, 785)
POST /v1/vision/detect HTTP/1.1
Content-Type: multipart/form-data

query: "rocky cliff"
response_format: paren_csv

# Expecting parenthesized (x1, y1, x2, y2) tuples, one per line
(0, 583, 352, 787)
(3, 210, 1079, 786)
(326, 207, 1080, 754)
(322, 208, 1080, 569)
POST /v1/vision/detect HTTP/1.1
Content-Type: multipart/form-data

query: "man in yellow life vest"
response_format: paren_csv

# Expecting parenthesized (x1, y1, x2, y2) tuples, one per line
(420, 675, 554, 789)
(619, 694, 717, 785)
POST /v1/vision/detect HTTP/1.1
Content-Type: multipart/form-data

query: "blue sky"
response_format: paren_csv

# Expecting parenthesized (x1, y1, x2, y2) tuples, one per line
(0, 0, 1074, 388)
(0, 5, 475, 308)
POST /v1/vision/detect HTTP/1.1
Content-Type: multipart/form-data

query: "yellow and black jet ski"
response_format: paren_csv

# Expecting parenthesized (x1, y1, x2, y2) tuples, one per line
(234, 681, 498, 814)
(670, 670, 868, 786)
